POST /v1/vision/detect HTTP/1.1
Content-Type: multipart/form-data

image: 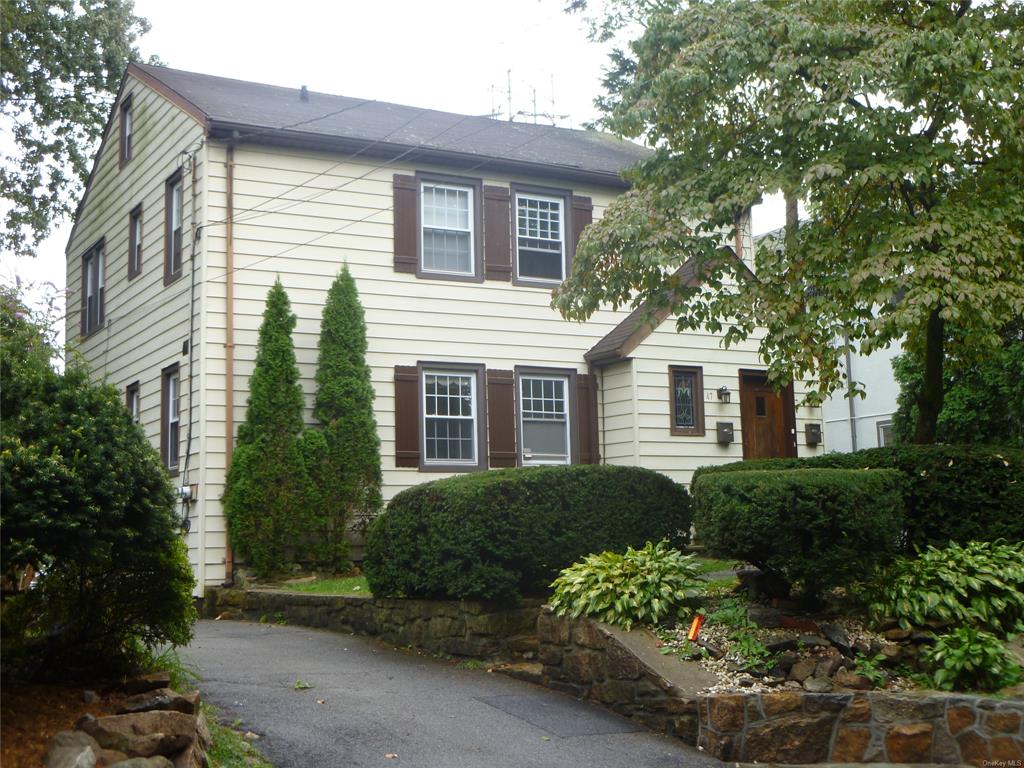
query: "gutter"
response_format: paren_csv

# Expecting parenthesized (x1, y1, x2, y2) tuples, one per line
(845, 336, 858, 451)
(223, 143, 236, 585)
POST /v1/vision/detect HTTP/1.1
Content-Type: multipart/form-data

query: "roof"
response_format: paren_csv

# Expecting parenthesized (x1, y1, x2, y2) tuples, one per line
(584, 250, 754, 366)
(129, 63, 651, 188)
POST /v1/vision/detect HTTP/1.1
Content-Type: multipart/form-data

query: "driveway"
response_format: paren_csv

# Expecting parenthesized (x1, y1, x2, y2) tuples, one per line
(186, 620, 720, 768)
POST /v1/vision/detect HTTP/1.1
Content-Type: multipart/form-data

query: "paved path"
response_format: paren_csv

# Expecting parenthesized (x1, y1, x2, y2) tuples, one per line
(186, 620, 720, 768)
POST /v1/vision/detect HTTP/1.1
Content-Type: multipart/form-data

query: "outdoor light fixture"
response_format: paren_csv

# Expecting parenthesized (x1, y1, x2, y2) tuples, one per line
(717, 386, 731, 403)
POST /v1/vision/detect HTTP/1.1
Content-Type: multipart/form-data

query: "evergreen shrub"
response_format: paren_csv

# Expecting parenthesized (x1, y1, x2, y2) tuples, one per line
(364, 465, 691, 601)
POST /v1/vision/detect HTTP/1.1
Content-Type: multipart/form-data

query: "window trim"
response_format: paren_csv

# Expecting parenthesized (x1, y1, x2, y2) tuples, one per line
(161, 364, 181, 475)
(417, 361, 487, 472)
(415, 172, 484, 283)
(164, 170, 184, 285)
(511, 183, 572, 288)
(126, 381, 141, 424)
(877, 419, 894, 448)
(515, 366, 578, 466)
(128, 204, 143, 279)
(80, 239, 105, 337)
(668, 365, 706, 437)
(119, 94, 133, 167)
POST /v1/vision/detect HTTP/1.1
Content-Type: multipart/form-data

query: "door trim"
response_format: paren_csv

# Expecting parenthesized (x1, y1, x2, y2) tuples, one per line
(738, 369, 798, 459)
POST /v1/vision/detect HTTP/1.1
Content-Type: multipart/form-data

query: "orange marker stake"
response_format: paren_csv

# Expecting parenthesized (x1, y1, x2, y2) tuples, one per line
(687, 614, 705, 642)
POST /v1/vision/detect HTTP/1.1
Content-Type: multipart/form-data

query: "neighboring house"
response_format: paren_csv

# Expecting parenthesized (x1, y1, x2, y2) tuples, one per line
(66, 64, 824, 593)
(821, 339, 903, 452)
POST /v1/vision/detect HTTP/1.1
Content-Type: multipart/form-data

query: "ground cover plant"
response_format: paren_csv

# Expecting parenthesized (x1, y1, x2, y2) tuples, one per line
(271, 575, 370, 596)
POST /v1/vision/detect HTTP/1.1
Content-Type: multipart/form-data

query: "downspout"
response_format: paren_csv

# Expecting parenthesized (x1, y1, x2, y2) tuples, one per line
(223, 143, 236, 585)
(588, 362, 605, 465)
(845, 336, 858, 451)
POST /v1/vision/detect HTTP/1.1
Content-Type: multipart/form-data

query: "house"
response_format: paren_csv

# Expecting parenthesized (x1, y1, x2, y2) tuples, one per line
(66, 63, 824, 593)
(821, 340, 903, 451)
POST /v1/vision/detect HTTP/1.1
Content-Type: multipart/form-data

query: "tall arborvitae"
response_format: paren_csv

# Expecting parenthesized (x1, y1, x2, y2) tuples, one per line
(306, 266, 382, 569)
(224, 280, 312, 577)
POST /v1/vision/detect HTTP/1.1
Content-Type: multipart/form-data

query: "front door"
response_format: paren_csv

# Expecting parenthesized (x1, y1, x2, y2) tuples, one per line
(739, 370, 797, 459)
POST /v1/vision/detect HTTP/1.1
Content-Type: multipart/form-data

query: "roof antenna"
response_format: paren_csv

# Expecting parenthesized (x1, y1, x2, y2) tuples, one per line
(300, 85, 309, 103)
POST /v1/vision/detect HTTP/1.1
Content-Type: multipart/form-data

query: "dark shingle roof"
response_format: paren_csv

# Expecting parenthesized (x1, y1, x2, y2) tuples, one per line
(132, 63, 650, 186)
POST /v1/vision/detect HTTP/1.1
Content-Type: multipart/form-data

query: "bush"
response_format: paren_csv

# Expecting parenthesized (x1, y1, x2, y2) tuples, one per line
(924, 627, 1022, 692)
(549, 541, 703, 630)
(693, 468, 904, 606)
(692, 444, 1024, 550)
(364, 465, 691, 601)
(867, 540, 1024, 635)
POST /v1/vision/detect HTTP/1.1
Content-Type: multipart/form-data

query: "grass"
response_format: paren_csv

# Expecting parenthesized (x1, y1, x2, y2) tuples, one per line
(204, 704, 274, 768)
(272, 576, 370, 595)
(693, 556, 742, 575)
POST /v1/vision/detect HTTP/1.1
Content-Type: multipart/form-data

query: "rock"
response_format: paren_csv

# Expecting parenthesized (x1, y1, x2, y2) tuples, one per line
(123, 673, 172, 695)
(831, 726, 871, 762)
(947, 706, 976, 735)
(987, 710, 1023, 734)
(798, 634, 831, 648)
(766, 639, 799, 654)
(194, 712, 212, 752)
(879, 643, 902, 665)
(78, 711, 197, 758)
(44, 731, 101, 768)
(170, 742, 206, 768)
(97, 750, 130, 765)
(820, 623, 853, 656)
(108, 758, 174, 768)
(763, 692, 803, 716)
(883, 627, 912, 641)
(834, 667, 874, 690)
(743, 712, 836, 763)
(747, 605, 785, 628)
(708, 694, 746, 731)
(814, 648, 844, 679)
(737, 676, 756, 687)
(118, 689, 200, 716)
(83, 690, 100, 704)
(803, 676, 833, 693)
(788, 658, 817, 683)
(910, 630, 936, 645)
(885, 722, 934, 763)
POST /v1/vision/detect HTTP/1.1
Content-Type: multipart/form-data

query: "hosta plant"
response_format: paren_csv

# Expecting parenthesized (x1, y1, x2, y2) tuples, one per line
(549, 541, 703, 630)
(924, 627, 1022, 692)
(868, 540, 1024, 636)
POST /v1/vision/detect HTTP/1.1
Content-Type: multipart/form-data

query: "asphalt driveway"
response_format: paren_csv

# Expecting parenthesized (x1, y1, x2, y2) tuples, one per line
(186, 620, 720, 768)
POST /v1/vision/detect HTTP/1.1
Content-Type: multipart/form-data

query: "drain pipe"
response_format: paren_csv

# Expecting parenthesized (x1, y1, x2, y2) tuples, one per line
(223, 142, 236, 585)
(845, 336, 858, 451)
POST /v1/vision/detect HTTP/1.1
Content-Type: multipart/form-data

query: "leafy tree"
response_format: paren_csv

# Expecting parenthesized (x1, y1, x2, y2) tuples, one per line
(305, 266, 382, 570)
(1, 285, 195, 676)
(556, 0, 1024, 443)
(1, 0, 152, 255)
(223, 280, 314, 577)
(892, 321, 1024, 447)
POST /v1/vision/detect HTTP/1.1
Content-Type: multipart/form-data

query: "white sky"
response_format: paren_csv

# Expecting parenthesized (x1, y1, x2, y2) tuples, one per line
(4, 0, 785, 325)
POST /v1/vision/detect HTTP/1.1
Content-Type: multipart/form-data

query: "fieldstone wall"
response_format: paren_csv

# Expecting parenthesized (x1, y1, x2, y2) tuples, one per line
(204, 587, 541, 660)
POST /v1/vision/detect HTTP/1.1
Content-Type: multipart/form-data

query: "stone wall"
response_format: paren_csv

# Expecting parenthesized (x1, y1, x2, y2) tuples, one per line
(204, 587, 541, 660)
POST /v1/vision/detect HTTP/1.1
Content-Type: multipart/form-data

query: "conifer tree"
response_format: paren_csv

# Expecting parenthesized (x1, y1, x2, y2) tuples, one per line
(306, 266, 382, 568)
(224, 280, 312, 577)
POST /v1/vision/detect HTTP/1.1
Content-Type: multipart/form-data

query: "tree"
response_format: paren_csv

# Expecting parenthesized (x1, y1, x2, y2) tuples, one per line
(892, 320, 1024, 447)
(305, 266, 382, 570)
(556, 0, 1024, 443)
(223, 280, 314, 577)
(1, 0, 152, 256)
(1, 285, 195, 676)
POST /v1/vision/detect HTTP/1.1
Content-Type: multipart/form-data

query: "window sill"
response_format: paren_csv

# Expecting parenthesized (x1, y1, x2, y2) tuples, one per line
(670, 427, 706, 437)
(418, 462, 486, 473)
(415, 268, 485, 284)
(512, 276, 563, 290)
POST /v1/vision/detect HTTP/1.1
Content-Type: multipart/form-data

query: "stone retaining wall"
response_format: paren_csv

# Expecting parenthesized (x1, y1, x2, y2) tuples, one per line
(204, 587, 541, 660)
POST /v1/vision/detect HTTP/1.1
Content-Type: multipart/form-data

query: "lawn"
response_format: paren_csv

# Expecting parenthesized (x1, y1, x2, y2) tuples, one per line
(273, 576, 370, 595)
(693, 556, 742, 575)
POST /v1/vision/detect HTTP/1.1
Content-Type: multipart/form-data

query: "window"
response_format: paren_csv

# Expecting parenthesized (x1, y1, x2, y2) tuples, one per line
(161, 365, 180, 472)
(515, 191, 566, 283)
(81, 240, 105, 335)
(165, 171, 183, 283)
(669, 366, 705, 436)
(421, 181, 475, 276)
(126, 381, 141, 423)
(128, 205, 143, 278)
(119, 95, 133, 165)
(877, 420, 894, 447)
(518, 374, 571, 464)
(422, 370, 478, 465)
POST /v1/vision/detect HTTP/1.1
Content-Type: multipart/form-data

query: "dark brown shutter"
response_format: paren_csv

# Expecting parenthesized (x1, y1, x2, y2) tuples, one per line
(576, 373, 600, 465)
(80, 259, 88, 335)
(393, 174, 418, 273)
(394, 365, 420, 467)
(487, 369, 516, 467)
(483, 185, 512, 281)
(569, 195, 593, 276)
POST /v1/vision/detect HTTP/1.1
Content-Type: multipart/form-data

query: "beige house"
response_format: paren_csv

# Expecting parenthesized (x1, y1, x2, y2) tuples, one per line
(66, 64, 824, 593)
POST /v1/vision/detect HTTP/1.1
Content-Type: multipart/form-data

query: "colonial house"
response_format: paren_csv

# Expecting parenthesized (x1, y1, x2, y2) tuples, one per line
(66, 63, 824, 593)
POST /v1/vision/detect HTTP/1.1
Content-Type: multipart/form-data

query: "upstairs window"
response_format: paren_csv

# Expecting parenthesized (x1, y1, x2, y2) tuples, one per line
(165, 171, 183, 283)
(518, 374, 571, 465)
(514, 191, 566, 284)
(81, 240, 105, 335)
(126, 381, 141, 423)
(162, 364, 180, 472)
(119, 95, 133, 165)
(128, 204, 143, 278)
(421, 182, 474, 276)
(669, 365, 705, 436)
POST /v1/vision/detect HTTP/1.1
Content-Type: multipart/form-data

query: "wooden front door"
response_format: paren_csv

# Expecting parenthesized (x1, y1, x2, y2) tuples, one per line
(739, 370, 797, 459)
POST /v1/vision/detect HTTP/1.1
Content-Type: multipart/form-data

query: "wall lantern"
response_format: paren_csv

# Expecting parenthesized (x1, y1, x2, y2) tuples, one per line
(717, 386, 731, 403)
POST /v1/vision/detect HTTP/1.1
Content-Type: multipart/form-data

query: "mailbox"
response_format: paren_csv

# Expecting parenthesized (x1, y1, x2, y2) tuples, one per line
(716, 421, 734, 445)
(805, 422, 822, 447)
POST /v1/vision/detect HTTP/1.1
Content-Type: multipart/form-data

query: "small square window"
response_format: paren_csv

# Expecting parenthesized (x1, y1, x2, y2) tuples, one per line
(669, 366, 705, 437)
(877, 420, 894, 447)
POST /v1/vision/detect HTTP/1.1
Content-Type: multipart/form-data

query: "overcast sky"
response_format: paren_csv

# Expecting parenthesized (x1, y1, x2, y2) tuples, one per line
(5, 0, 784, 323)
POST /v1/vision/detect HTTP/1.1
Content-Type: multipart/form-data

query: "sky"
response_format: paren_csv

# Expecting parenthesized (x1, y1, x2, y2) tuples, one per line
(4, 0, 785, 325)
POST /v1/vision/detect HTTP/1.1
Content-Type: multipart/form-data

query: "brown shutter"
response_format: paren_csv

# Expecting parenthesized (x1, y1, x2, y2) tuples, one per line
(483, 185, 512, 281)
(569, 195, 593, 276)
(576, 373, 600, 465)
(487, 369, 516, 467)
(394, 365, 420, 467)
(393, 174, 418, 273)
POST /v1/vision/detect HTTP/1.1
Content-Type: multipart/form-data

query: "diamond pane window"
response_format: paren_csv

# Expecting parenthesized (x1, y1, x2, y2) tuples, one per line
(516, 194, 564, 281)
(424, 371, 476, 463)
(520, 375, 569, 464)
(422, 184, 473, 274)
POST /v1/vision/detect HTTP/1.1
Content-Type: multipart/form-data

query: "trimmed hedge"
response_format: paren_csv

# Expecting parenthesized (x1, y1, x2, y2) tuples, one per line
(691, 445, 1024, 550)
(693, 468, 904, 605)
(364, 465, 691, 601)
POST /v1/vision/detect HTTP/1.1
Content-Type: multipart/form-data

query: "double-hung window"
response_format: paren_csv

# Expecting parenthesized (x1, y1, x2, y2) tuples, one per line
(128, 205, 143, 278)
(519, 374, 571, 464)
(119, 96, 133, 165)
(165, 171, 184, 283)
(81, 241, 104, 335)
(669, 365, 705, 436)
(515, 191, 565, 283)
(422, 368, 484, 467)
(126, 381, 141, 423)
(162, 365, 180, 472)
(421, 182, 474, 276)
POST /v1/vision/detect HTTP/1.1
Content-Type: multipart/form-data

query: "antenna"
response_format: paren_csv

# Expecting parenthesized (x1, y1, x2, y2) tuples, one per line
(507, 69, 513, 122)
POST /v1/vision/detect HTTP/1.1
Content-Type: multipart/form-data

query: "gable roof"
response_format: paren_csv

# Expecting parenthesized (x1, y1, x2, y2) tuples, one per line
(584, 250, 754, 366)
(128, 63, 650, 188)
